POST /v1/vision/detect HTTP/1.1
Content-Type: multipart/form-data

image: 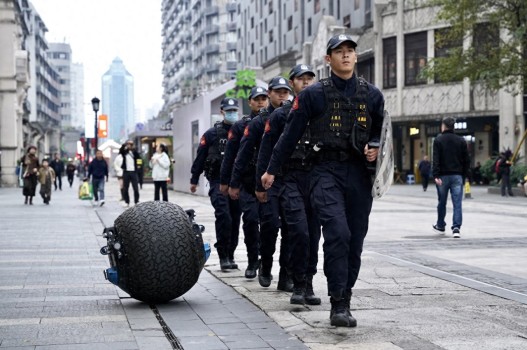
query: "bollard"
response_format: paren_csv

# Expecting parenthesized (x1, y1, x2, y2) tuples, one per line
(464, 179, 472, 199)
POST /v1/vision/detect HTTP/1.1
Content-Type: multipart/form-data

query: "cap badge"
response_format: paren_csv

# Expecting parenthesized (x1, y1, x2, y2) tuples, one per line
(338, 34, 347, 40)
(279, 78, 286, 84)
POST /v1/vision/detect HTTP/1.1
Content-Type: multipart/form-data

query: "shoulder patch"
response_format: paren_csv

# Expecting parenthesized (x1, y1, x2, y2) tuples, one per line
(264, 119, 271, 133)
(200, 135, 206, 146)
(243, 126, 249, 137)
(292, 98, 299, 110)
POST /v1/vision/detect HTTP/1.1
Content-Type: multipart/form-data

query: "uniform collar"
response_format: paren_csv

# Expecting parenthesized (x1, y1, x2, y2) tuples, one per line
(330, 72, 357, 90)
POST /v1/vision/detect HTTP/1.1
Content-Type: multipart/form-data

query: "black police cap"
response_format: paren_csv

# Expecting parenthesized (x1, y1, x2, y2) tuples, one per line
(326, 34, 357, 54)
(268, 76, 292, 91)
(248, 86, 268, 99)
(220, 97, 239, 111)
(289, 64, 316, 80)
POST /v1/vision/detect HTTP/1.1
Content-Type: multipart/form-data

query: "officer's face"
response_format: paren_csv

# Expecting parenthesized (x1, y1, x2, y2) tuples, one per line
(326, 43, 357, 78)
(268, 88, 290, 108)
(290, 74, 315, 94)
(249, 95, 268, 112)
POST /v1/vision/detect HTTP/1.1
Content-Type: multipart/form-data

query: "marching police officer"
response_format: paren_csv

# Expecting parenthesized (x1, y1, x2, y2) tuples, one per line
(229, 76, 293, 291)
(190, 98, 242, 271)
(257, 64, 321, 306)
(219, 87, 269, 279)
(262, 34, 385, 327)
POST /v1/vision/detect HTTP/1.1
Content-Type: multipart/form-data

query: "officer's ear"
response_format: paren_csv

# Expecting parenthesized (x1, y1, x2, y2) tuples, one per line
(325, 54, 331, 64)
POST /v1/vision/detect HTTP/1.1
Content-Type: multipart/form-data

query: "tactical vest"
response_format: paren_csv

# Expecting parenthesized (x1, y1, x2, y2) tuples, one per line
(249, 107, 273, 165)
(309, 77, 371, 159)
(205, 121, 228, 178)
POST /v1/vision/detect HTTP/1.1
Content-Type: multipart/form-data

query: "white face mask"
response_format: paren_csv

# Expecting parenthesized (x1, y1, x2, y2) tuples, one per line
(225, 111, 239, 123)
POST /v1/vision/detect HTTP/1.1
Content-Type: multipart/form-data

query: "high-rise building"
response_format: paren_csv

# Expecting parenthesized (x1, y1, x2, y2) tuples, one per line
(237, 0, 370, 79)
(101, 57, 134, 142)
(70, 63, 84, 129)
(47, 42, 72, 128)
(161, 0, 238, 110)
(25, 2, 61, 156)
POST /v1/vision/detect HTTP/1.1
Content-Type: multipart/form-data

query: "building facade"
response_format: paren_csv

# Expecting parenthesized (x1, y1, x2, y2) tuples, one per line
(47, 42, 72, 130)
(0, 0, 30, 187)
(101, 57, 135, 142)
(161, 0, 238, 110)
(24, 2, 61, 157)
(70, 62, 84, 129)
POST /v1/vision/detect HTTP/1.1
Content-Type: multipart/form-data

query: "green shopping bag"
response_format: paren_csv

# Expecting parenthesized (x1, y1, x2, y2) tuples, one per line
(78, 180, 93, 200)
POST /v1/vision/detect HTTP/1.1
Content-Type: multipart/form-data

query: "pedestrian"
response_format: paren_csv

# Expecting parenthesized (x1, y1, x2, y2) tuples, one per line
(136, 153, 144, 190)
(472, 161, 482, 185)
(432, 116, 471, 238)
(20, 145, 39, 205)
(229, 76, 293, 292)
(220, 87, 268, 279)
(150, 143, 171, 201)
(120, 140, 141, 207)
(50, 153, 64, 191)
(497, 150, 514, 197)
(418, 155, 431, 191)
(261, 34, 385, 327)
(66, 159, 76, 187)
(113, 144, 126, 201)
(38, 158, 55, 205)
(257, 64, 321, 305)
(88, 150, 109, 206)
(190, 97, 242, 271)
(522, 174, 527, 197)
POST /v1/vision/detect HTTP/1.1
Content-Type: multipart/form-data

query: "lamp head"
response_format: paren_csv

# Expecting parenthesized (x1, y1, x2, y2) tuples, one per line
(91, 97, 100, 112)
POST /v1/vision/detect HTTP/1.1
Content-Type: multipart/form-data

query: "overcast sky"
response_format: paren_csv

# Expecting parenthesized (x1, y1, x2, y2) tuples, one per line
(30, 0, 163, 124)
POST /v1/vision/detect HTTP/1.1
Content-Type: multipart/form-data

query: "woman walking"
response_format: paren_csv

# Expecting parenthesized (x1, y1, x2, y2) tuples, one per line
(150, 144, 171, 201)
(21, 146, 39, 205)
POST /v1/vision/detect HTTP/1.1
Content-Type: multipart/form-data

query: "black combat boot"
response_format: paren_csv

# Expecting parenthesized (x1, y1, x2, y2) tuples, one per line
(258, 262, 273, 287)
(245, 259, 260, 279)
(329, 290, 356, 327)
(290, 275, 306, 305)
(305, 275, 321, 305)
(218, 249, 231, 271)
(227, 255, 238, 269)
(277, 267, 294, 292)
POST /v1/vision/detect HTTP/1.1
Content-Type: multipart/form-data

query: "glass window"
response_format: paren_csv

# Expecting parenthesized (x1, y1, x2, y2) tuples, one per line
(434, 27, 462, 83)
(383, 37, 396, 88)
(404, 31, 427, 86)
(357, 57, 374, 83)
(354, 0, 360, 10)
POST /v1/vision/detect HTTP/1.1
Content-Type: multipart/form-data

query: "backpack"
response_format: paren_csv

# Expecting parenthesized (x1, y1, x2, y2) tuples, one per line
(494, 158, 502, 174)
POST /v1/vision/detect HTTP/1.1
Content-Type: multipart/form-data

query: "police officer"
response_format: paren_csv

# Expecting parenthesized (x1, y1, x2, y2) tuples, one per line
(229, 76, 293, 291)
(262, 34, 385, 327)
(257, 64, 321, 306)
(219, 87, 269, 279)
(190, 97, 242, 271)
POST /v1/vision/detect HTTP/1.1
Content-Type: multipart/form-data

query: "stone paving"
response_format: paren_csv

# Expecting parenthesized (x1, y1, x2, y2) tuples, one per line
(1, 177, 526, 349)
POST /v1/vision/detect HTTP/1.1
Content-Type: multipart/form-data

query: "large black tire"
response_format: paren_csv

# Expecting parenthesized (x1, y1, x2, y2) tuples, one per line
(113, 201, 205, 303)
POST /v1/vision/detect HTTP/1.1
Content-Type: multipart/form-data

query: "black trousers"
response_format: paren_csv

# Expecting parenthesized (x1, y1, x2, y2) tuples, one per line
(259, 178, 289, 270)
(54, 174, 62, 190)
(280, 170, 321, 277)
(239, 186, 260, 264)
(209, 179, 241, 259)
(310, 161, 373, 296)
(154, 181, 168, 201)
(122, 171, 140, 204)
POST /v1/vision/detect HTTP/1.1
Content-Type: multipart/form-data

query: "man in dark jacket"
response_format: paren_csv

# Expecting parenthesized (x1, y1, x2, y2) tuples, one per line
(88, 150, 109, 206)
(50, 153, 64, 191)
(432, 117, 470, 238)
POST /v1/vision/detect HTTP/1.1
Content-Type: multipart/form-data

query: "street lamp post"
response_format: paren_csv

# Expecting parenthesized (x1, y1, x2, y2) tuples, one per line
(91, 97, 100, 152)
